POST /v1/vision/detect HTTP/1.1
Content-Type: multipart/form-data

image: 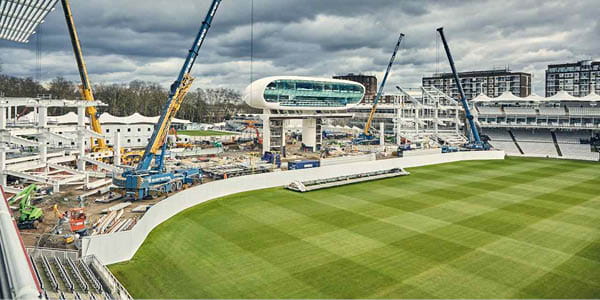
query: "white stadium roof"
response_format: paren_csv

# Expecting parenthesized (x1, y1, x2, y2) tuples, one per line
(472, 90, 600, 103)
(20, 111, 191, 124)
(0, 0, 58, 43)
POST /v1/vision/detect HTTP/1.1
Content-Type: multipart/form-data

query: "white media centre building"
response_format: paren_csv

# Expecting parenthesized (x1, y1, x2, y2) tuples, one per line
(244, 76, 365, 154)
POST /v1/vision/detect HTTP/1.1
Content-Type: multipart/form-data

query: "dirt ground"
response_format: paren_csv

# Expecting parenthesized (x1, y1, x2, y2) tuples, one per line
(16, 138, 370, 249)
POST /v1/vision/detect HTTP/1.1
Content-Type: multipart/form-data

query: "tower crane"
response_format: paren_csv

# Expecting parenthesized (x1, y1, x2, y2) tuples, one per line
(113, 0, 222, 200)
(61, 0, 108, 153)
(354, 33, 404, 144)
(436, 27, 488, 150)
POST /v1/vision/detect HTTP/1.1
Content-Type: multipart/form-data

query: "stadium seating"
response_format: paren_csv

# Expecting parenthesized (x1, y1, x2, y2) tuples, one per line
(503, 107, 536, 115)
(538, 106, 566, 116)
(476, 106, 504, 115)
(567, 106, 600, 116)
(510, 129, 558, 157)
(488, 140, 521, 155)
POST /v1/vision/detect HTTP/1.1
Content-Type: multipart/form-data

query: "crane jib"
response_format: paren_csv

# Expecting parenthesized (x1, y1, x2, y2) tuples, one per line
(136, 0, 221, 171)
(364, 33, 404, 135)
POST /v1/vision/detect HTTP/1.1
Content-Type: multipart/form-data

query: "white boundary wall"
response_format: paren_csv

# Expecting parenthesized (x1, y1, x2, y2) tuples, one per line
(81, 151, 505, 265)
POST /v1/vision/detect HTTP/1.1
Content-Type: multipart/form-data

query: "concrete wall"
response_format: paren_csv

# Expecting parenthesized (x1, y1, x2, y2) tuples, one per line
(82, 151, 505, 265)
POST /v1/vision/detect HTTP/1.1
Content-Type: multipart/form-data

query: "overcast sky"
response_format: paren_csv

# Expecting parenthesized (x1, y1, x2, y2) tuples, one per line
(0, 0, 598, 94)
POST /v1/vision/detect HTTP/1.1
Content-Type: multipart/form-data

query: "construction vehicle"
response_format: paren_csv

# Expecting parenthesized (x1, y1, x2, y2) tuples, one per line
(8, 185, 43, 229)
(121, 149, 145, 165)
(436, 27, 489, 150)
(61, 0, 111, 154)
(53, 205, 88, 244)
(113, 0, 221, 200)
(169, 128, 195, 149)
(353, 33, 405, 145)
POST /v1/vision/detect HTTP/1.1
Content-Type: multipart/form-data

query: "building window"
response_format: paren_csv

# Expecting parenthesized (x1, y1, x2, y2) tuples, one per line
(137, 139, 141, 142)
(147, 128, 151, 132)
(138, 128, 141, 132)
(127, 139, 131, 143)
(106, 129, 110, 133)
(127, 128, 131, 132)
(117, 129, 121, 132)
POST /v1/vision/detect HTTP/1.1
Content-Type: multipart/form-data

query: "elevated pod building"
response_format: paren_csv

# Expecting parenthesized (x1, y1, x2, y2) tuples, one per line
(244, 76, 365, 153)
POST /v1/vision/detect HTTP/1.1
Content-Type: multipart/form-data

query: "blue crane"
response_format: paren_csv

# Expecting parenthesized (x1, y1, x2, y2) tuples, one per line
(354, 33, 404, 144)
(113, 0, 222, 200)
(436, 27, 488, 150)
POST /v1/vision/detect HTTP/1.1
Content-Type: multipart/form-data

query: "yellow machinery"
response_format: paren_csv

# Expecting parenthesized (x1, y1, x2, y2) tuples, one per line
(61, 0, 109, 153)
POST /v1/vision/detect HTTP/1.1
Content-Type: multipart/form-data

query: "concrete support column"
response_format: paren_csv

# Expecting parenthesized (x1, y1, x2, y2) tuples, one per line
(280, 120, 286, 157)
(0, 147, 6, 187)
(0, 107, 6, 130)
(415, 107, 420, 136)
(302, 118, 316, 151)
(261, 112, 270, 154)
(434, 102, 439, 135)
(39, 136, 47, 164)
(380, 122, 385, 146)
(114, 132, 121, 165)
(455, 107, 460, 134)
(38, 106, 47, 127)
(77, 106, 86, 171)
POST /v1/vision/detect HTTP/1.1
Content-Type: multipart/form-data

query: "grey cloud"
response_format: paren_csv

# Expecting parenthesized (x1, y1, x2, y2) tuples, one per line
(0, 0, 598, 96)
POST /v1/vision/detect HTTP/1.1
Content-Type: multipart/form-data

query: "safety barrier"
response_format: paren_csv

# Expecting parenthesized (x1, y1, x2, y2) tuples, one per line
(81, 151, 505, 265)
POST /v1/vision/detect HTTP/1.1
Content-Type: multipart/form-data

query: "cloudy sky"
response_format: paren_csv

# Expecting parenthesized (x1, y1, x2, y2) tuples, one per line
(0, 0, 598, 94)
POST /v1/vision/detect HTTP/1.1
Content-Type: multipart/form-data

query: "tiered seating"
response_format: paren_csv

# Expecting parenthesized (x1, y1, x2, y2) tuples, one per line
(538, 106, 566, 116)
(518, 142, 558, 156)
(503, 107, 536, 115)
(554, 130, 598, 160)
(512, 129, 552, 142)
(489, 141, 521, 155)
(483, 128, 512, 141)
(511, 129, 557, 157)
(567, 106, 600, 116)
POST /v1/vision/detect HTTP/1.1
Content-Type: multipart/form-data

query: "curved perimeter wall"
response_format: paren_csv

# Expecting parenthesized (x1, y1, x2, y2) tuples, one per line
(82, 151, 505, 265)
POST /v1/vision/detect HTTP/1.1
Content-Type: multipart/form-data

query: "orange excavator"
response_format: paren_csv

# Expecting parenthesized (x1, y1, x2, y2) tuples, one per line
(53, 205, 88, 241)
(169, 128, 194, 149)
(242, 120, 262, 145)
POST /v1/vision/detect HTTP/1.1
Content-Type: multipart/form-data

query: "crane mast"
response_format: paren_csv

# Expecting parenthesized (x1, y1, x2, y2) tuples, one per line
(436, 27, 482, 145)
(60, 0, 106, 150)
(137, 0, 222, 171)
(364, 33, 404, 135)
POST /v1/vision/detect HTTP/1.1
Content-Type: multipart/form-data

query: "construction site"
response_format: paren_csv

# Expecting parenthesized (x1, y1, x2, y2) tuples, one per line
(1, 0, 598, 300)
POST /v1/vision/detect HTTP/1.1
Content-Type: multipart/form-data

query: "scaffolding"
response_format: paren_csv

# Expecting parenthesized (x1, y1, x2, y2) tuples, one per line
(0, 95, 119, 193)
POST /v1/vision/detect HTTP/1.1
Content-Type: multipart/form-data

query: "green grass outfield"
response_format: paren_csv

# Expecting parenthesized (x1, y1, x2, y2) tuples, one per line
(110, 157, 600, 299)
(178, 130, 234, 136)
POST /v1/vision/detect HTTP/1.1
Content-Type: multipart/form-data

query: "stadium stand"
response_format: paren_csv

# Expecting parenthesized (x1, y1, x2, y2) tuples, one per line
(474, 91, 600, 161)
(538, 106, 567, 116)
(27, 248, 131, 300)
(476, 106, 504, 115)
(503, 107, 537, 115)
(567, 106, 600, 116)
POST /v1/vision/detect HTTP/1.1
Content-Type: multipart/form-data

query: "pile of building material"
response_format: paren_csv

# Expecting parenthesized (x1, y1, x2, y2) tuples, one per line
(203, 162, 274, 179)
(286, 168, 410, 192)
(92, 203, 137, 235)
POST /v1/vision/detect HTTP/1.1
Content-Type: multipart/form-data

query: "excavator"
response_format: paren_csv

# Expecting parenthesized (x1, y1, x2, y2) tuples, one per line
(8, 184, 44, 229)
